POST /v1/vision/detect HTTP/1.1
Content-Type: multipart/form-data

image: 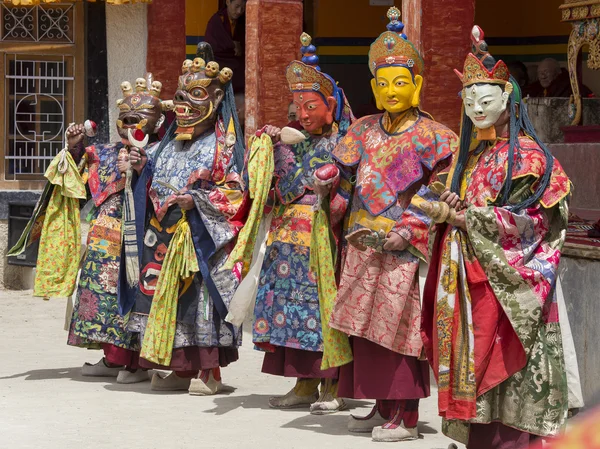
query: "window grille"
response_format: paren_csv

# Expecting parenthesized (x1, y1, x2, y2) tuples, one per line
(4, 54, 75, 180)
(1, 3, 74, 43)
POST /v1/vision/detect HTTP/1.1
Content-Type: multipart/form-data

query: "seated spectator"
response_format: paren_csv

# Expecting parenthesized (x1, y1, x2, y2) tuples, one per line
(507, 60, 529, 92)
(204, 0, 246, 94)
(528, 58, 594, 98)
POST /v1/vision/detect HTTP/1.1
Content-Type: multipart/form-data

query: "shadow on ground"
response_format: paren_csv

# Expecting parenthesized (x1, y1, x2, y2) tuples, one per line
(205, 394, 372, 416)
(0, 367, 112, 383)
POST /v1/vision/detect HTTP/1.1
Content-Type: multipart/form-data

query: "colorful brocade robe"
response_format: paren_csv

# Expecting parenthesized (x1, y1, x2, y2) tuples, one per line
(68, 143, 135, 350)
(252, 129, 351, 353)
(129, 121, 245, 366)
(329, 113, 457, 357)
(421, 136, 572, 442)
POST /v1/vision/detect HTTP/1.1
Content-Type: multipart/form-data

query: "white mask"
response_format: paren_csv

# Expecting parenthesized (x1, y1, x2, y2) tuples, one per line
(463, 84, 509, 130)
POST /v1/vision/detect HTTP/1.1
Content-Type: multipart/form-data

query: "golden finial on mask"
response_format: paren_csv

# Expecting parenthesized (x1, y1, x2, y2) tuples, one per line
(151, 81, 162, 97)
(205, 61, 220, 78)
(219, 67, 233, 84)
(191, 57, 206, 73)
(182, 59, 193, 74)
(121, 81, 133, 96)
(135, 78, 147, 92)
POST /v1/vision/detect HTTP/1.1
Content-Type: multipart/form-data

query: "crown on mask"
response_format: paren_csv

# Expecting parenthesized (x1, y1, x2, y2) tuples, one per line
(117, 72, 169, 109)
(368, 7, 424, 77)
(285, 33, 336, 100)
(180, 57, 234, 86)
(455, 26, 511, 89)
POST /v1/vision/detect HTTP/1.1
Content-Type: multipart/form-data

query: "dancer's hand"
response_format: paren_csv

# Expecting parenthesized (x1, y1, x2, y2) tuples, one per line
(383, 232, 409, 252)
(440, 189, 463, 210)
(176, 194, 194, 211)
(264, 125, 281, 143)
(312, 182, 331, 196)
(66, 123, 85, 149)
(117, 157, 130, 174)
(449, 210, 467, 231)
(129, 147, 147, 174)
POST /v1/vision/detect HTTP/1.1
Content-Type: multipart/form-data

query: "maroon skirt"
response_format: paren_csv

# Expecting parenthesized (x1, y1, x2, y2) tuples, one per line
(138, 346, 239, 372)
(338, 337, 430, 400)
(261, 346, 338, 379)
(467, 423, 535, 449)
(102, 344, 140, 369)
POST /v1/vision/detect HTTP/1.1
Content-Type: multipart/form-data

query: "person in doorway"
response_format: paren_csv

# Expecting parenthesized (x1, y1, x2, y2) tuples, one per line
(204, 0, 246, 94)
(527, 57, 593, 98)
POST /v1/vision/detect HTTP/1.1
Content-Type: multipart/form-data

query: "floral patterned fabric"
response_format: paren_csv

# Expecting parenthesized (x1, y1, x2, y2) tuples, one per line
(223, 133, 274, 276)
(148, 133, 217, 221)
(252, 132, 351, 353)
(333, 114, 456, 216)
(329, 114, 456, 356)
(86, 143, 126, 207)
(68, 194, 133, 350)
(34, 150, 86, 298)
(421, 137, 571, 442)
(309, 200, 353, 369)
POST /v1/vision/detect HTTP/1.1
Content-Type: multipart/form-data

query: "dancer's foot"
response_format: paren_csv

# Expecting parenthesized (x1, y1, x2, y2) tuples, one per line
(372, 424, 418, 442)
(81, 358, 123, 377)
(116, 369, 150, 384)
(310, 379, 346, 415)
(189, 369, 223, 396)
(347, 406, 387, 433)
(269, 387, 319, 409)
(150, 372, 191, 391)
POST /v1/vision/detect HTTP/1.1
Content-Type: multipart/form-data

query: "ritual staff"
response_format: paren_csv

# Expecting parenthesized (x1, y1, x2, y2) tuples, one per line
(419, 26, 571, 449)
(327, 8, 458, 442)
(42, 73, 166, 383)
(128, 54, 246, 396)
(250, 33, 355, 414)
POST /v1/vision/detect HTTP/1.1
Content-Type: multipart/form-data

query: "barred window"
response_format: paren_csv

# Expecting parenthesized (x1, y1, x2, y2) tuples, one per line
(4, 54, 75, 180)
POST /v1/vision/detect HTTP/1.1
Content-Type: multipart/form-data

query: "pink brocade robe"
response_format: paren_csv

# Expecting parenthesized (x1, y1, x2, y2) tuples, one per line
(329, 114, 457, 357)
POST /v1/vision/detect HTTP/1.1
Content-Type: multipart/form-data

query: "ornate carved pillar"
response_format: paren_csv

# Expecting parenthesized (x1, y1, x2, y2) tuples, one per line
(245, 0, 304, 136)
(402, 0, 475, 131)
(560, 0, 600, 126)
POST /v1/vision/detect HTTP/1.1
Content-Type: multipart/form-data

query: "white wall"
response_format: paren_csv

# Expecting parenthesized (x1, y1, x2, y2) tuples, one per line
(105, 4, 148, 143)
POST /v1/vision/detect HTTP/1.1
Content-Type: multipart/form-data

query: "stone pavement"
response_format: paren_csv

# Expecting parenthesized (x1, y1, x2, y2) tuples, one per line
(0, 290, 460, 449)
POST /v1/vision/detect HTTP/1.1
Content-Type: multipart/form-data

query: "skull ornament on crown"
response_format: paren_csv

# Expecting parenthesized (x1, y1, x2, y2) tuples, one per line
(173, 57, 234, 140)
(116, 72, 167, 142)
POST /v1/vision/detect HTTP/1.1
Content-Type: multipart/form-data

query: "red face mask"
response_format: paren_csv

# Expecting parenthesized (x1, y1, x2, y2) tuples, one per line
(292, 91, 335, 134)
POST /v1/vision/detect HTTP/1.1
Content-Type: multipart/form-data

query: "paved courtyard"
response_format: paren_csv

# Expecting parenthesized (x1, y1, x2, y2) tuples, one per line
(0, 290, 459, 449)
